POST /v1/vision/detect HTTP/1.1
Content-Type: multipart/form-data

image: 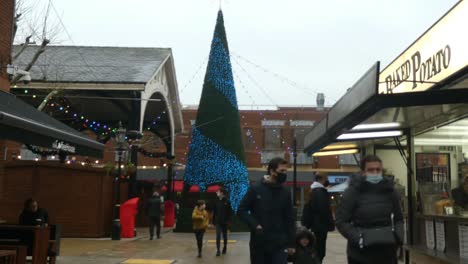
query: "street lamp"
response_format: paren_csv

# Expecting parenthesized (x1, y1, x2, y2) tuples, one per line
(111, 122, 127, 240)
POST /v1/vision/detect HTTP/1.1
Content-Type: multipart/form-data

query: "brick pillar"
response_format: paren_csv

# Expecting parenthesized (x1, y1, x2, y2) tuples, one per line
(0, 0, 14, 92)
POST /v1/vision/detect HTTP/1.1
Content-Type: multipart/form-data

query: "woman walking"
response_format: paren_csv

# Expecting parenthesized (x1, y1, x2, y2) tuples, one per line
(336, 155, 403, 264)
(192, 200, 209, 258)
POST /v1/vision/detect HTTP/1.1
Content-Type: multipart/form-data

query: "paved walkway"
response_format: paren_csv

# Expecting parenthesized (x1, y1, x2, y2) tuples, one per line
(56, 229, 347, 264)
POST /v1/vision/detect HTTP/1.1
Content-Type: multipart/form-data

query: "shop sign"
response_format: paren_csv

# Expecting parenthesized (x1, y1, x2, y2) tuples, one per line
(52, 140, 76, 153)
(379, 1, 468, 94)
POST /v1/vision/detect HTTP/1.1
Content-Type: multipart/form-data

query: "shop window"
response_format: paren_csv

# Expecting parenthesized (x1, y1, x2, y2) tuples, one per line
(264, 128, 282, 150)
(243, 128, 255, 150)
(291, 127, 313, 150)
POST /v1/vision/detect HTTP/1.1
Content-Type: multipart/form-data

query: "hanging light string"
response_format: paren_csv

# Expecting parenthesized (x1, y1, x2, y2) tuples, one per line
(232, 66, 303, 158)
(231, 52, 339, 103)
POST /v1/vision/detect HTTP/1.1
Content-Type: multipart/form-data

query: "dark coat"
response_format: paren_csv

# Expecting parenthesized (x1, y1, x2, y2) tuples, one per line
(146, 195, 162, 218)
(238, 178, 295, 251)
(301, 183, 335, 233)
(292, 230, 320, 264)
(19, 208, 49, 226)
(452, 186, 468, 208)
(213, 197, 232, 225)
(335, 175, 403, 264)
(293, 246, 320, 264)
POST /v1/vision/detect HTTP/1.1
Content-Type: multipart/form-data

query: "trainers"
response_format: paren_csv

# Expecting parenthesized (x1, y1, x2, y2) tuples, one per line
(197, 253, 202, 258)
(222, 247, 227, 254)
(216, 251, 221, 257)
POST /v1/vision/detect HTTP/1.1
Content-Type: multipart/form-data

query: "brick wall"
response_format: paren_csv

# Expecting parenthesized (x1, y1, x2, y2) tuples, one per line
(0, 161, 116, 237)
(174, 107, 338, 169)
(0, 0, 14, 92)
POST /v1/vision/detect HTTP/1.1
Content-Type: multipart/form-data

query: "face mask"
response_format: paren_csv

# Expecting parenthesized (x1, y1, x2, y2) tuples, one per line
(366, 174, 383, 184)
(276, 172, 287, 184)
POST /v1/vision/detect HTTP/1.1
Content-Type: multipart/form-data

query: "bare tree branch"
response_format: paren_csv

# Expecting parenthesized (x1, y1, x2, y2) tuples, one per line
(13, 35, 34, 61)
(37, 90, 60, 111)
(11, 38, 50, 84)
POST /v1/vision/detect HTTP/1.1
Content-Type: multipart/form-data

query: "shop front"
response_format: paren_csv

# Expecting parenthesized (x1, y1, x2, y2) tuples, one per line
(304, 1, 468, 263)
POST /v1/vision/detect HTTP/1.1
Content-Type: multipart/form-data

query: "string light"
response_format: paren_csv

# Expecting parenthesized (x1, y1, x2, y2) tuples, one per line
(184, 10, 249, 212)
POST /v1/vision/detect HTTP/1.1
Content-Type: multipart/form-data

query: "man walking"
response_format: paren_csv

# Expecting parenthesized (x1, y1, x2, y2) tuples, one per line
(239, 157, 295, 264)
(146, 191, 163, 240)
(213, 187, 232, 256)
(301, 174, 335, 263)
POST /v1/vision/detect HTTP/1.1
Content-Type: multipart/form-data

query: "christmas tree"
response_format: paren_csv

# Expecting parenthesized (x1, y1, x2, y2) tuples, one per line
(184, 10, 249, 211)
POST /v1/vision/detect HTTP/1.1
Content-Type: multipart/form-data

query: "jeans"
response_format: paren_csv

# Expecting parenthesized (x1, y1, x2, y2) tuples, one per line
(314, 231, 328, 261)
(216, 223, 228, 251)
(194, 230, 205, 253)
(250, 244, 288, 264)
(148, 216, 161, 239)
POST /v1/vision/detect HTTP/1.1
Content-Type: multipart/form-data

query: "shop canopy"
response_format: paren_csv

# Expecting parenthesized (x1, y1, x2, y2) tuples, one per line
(0, 91, 104, 157)
(304, 1, 468, 154)
(304, 63, 468, 154)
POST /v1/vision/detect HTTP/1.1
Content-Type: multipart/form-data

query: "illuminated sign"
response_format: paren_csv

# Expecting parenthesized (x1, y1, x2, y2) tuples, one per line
(379, 1, 468, 94)
(52, 140, 76, 153)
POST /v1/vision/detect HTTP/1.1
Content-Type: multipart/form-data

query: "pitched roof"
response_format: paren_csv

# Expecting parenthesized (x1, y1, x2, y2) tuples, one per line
(13, 45, 172, 83)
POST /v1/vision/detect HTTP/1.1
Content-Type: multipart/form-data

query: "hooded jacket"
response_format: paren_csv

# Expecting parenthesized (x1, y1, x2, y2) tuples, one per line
(301, 182, 335, 233)
(213, 196, 232, 225)
(238, 175, 295, 251)
(335, 175, 403, 264)
(146, 194, 162, 218)
(292, 229, 320, 264)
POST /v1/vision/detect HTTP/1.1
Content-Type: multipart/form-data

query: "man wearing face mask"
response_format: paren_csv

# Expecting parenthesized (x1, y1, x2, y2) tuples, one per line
(238, 157, 295, 264)
(336, 155, 403, 264)
(301, 174, 335, 263)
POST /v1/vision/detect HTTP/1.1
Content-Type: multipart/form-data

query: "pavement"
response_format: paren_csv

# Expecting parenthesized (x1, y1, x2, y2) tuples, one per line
(55, 228, 348, 264)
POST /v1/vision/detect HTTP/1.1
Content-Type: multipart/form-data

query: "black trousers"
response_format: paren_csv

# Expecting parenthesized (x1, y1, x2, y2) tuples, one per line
(216, 223, 228, 251)
(314, 231, 328, 261)
(249, 244, 288, 264)
(148, 216, 161, 238)
(194, 230, 205, 253)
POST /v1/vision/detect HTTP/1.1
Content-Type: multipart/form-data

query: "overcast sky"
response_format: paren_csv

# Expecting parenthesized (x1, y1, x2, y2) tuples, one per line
(20, 0, 459, 107)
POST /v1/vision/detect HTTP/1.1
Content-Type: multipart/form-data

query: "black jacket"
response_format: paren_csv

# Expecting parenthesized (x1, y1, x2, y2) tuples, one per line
(146, 195, 162, 218)
(452, 186, 468, 208)
(238, 178, 295, 251)
(19, 208, 49, 226)
(213, 197, 232, 225)
(335, 175, 403, 264)
(292, 246, 320, 264)
(301, 183, 334, 233)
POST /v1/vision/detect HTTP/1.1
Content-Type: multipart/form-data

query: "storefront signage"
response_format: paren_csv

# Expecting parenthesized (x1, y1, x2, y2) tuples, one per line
(458, 223, 468, 259)
(425, 220, 435, 250)
(435, 220, 446, 252)
(379, 1, 468, 94)
(52, 140, 76, 153)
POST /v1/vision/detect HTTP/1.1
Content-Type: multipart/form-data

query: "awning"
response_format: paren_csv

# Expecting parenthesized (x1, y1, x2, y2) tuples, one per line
(0, 91, 104, 157)
(304, 63, 468, 154)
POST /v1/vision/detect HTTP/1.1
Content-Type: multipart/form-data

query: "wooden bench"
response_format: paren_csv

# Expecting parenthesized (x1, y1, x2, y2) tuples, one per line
(0, 225, 49, 264)
(0, 245, 26, 264)
(0, 250, 17, 264)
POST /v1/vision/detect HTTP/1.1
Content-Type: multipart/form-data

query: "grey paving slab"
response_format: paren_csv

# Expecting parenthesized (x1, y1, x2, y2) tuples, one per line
(56, 229, 348, 264)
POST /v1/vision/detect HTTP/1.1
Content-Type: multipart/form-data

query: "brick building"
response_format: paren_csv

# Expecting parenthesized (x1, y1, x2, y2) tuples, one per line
(0, 0, 14, 92)
(174, 105, 339, 170)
